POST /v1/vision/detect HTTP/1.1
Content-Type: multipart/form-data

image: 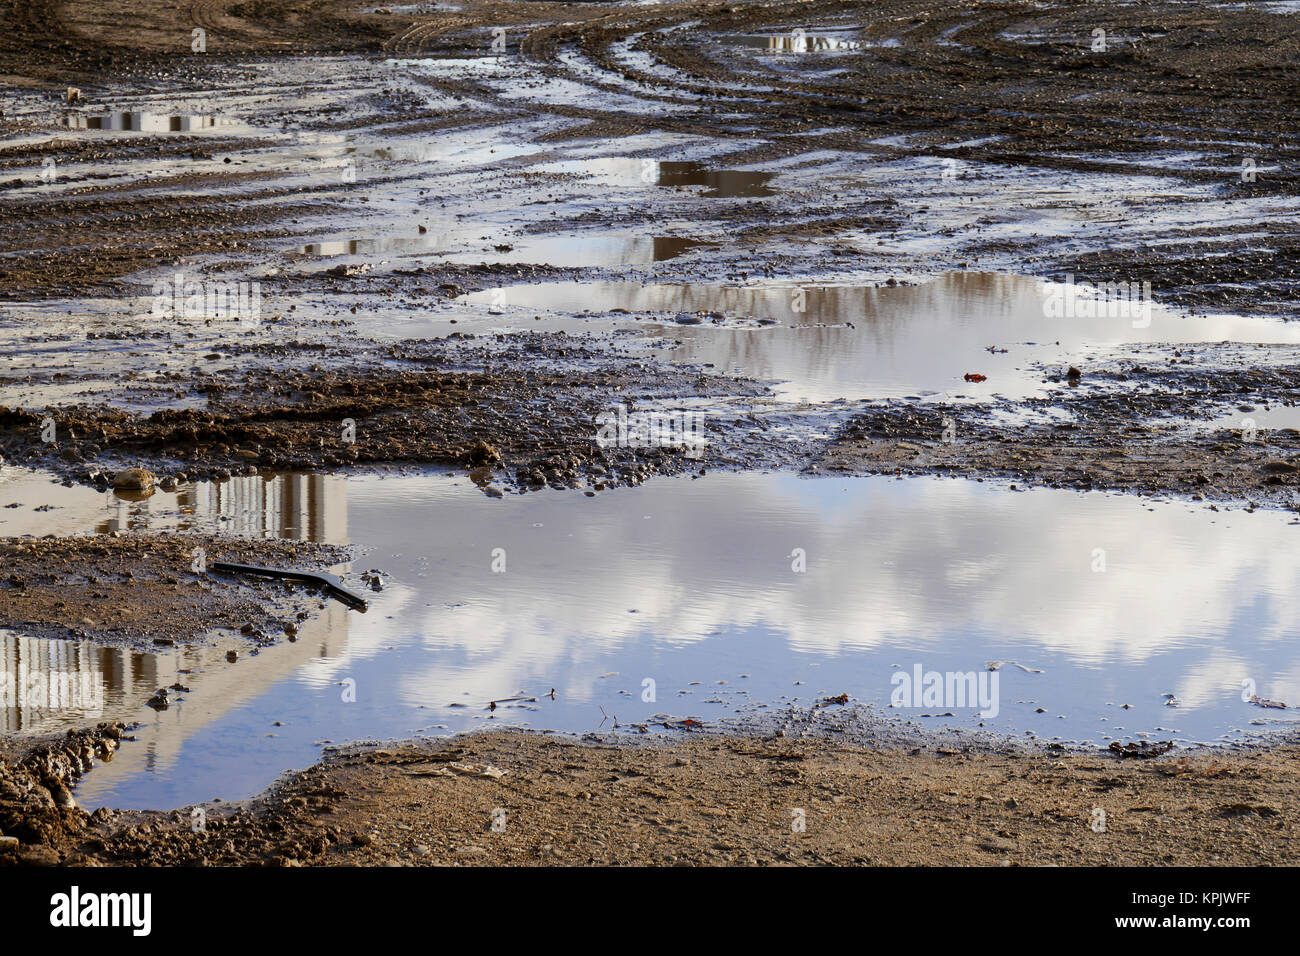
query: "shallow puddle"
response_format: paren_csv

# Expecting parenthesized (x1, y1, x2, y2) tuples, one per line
(3, 466, 1299, 808)
(730, 32, 872, 52)
(298, 232, 707, 266)
(655, 161, 775, 197)
(537, 158, 777, 198)
(462, 272, 1300, 401)
(59, 112, 243, 133)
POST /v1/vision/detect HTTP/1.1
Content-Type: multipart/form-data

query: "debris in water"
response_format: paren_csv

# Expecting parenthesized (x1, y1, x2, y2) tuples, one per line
(1249, 695, 1287, 709)
(211, 561, 369, 611)
(1108, 740, 1174, 759)
(986, 661, 1044, 673)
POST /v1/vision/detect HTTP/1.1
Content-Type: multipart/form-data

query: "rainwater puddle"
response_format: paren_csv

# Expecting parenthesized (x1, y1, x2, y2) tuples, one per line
(297, 232, 708, 266)
(1205, 406, 1300, 432)
(729, 32, 874, 52)
(58, 112, 246, 133)
(3, 466, 1300, 808)
(462, 272, 1300, 402)
(537, 158, 777, 197)
(654, 161, 775, 197)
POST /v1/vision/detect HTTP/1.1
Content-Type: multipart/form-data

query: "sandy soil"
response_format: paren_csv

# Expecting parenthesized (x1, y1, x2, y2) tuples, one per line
(3, 727, 1297, 867)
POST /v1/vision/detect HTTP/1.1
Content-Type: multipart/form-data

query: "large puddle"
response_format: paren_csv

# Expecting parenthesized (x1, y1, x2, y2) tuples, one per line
(460, 272, 1300, 401)
(3, 466, 1300, 809)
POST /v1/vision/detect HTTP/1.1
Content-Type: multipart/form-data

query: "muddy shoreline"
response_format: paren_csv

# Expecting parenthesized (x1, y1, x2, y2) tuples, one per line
(3, 723, 1297, 867)
(820, 344, 1300, 511)
(0, 533, 351, 648)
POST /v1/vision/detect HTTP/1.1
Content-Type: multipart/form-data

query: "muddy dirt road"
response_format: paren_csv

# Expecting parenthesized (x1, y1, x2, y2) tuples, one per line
(2, 0, 1299, 504)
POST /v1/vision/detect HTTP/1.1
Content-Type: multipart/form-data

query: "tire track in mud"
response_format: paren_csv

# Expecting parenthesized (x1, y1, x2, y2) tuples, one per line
(352, 0, 1300, 192)
(2, 0, 1300, 310)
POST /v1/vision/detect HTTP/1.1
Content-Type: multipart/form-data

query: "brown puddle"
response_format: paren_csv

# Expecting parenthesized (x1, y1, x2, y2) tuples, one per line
(654, 161, 775, 198)
(536, 158, 777, 199)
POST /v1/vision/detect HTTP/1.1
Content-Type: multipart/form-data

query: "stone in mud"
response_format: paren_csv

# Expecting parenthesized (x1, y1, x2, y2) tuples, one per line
(325, 263, 371, 277)
(112, 467, 156, 491)
(1108, 740, 1173, 759)
(467, 441, 502, 466)
(47, 781, 76, 809)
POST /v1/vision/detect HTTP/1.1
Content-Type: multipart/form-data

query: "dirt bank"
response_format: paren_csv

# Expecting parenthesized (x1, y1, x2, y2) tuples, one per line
(0, 533, 350, 647)
(820, 343, 1300, 511)
(0, 722, 132, 857)
(0, 331, 786, 491)
(3, 727, 1296, 866)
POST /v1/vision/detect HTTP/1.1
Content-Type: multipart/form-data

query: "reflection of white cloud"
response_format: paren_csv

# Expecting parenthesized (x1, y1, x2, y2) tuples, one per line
(9, 467, 1300, 734)
(465, 273, 1300, 402)
(321, 473, 1300, 719)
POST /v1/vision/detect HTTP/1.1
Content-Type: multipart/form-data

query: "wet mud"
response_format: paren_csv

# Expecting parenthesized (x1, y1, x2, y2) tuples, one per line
(0, 334, 789, 491)
(0, 533, 350, 647)
(822, 344, 1300, 510)
(7, 727, 1298, 867)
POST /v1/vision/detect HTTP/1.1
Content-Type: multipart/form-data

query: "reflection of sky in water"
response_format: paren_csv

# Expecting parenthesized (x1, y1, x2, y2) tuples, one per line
(3, 466, 1299, 808)
(59, 112, 244, 133)
(297, 232, 704, 266)
(464, 272, 1300, 402)
(535, 158, 776, 198)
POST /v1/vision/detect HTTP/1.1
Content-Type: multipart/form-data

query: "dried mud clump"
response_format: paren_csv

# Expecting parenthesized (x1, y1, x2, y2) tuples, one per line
(0, 722, 130, 864)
